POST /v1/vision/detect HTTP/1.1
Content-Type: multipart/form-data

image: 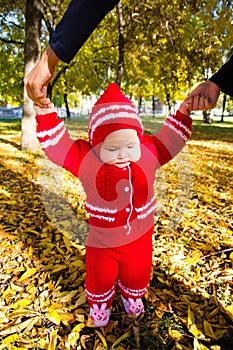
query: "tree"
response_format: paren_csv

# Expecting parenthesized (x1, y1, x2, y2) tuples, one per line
(1, 0, 232, 122)
(21, 0, 42, 151)
(0, 1, 25, 105)
(116, 0, 125, 86)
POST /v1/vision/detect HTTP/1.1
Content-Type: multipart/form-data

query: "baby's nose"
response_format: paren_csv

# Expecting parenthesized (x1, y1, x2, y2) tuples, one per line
(118, 149, 127, 158)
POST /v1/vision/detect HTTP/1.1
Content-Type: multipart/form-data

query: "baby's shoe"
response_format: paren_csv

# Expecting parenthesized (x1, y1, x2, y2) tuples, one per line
(121, 295, 144, 317)
(90, 302, 110, 327)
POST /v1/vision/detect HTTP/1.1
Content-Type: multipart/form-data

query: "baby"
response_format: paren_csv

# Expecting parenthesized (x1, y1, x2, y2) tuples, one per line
(34, 83, 193, 327)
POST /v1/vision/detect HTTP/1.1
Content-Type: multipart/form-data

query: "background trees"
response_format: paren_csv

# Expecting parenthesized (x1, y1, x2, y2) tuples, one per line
(0, 0, 232, 149)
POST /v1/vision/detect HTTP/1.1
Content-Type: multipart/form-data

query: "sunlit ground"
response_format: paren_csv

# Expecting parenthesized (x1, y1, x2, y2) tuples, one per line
(0, 116, 232, 349)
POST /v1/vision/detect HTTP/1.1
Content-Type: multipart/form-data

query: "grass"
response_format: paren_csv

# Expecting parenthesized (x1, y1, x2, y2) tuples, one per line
(0, 114, 233, 140)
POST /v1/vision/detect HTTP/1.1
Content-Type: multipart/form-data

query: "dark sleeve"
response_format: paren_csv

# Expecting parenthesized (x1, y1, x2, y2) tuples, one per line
(49, 0, 119, 63)
(209, 55, 233, 97)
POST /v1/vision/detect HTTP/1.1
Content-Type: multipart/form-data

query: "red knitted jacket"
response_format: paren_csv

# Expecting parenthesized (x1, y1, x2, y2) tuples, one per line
(36, 111, 192, 247)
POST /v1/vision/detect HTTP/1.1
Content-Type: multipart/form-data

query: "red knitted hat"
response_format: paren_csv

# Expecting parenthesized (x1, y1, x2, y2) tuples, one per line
(88, 83, 143, 147)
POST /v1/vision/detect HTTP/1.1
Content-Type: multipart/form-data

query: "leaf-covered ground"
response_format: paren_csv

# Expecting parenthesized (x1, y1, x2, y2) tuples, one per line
(0, 116, 232, 350)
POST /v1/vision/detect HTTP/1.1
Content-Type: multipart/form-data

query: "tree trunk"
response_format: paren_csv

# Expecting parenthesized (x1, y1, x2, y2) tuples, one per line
(166, 91, 172, 116)
(203, 110, 213, 124)
(221, 94, 227, 122)
(138, 96, 142, 114)
(152, 96, 156, 117)
(116, 0, 125, 87)
(22, 0, 42, 151)
(64, 93, 71, 118)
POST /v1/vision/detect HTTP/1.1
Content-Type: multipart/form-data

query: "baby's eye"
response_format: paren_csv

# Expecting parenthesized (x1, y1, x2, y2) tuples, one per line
(108, 148, 117, 152)
(128, 144, 135, 149)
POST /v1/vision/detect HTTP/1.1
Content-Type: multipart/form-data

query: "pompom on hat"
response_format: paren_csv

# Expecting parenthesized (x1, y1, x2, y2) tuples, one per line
(88, 83, 143, 147)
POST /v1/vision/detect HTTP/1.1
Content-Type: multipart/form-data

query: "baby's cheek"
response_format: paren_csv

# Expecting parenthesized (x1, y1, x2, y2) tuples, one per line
(131, 147, 141, 161)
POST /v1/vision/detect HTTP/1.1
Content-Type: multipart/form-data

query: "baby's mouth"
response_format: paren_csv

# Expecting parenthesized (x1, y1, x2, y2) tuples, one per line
(115, 161, 130, 168)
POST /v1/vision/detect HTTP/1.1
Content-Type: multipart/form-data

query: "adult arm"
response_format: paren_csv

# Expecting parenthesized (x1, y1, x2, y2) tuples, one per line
(186, 55, 233, 110)
(49, 0, 119, 63)
(24, 0, 119, 106)
(209, 55, 233, 97)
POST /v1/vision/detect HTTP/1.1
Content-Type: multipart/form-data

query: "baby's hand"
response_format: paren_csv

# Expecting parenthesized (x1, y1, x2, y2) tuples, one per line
(34, 103, 55, 116)
(178, 98, 193, 117)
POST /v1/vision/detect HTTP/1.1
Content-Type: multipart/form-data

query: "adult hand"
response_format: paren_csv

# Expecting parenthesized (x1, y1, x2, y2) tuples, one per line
(185, 80, 221, 110)
(34, 103, 55, 116)
(24, 45, 60, 107)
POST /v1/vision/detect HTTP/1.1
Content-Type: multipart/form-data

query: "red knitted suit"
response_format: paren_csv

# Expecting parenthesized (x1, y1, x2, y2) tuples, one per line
(36, 108, 192, 308)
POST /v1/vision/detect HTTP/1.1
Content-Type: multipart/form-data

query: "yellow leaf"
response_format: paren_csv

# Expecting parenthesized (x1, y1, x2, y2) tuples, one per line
(187, 306, 205, 339)
(2, 333, 19, 344)
(71, 260, 85, 267)
(18, 268, 38, 282)
(185, 251, 201, 265)
(225, 303, 233, 321)
(188, 306, 195, 328)
(73, 292, 86, 308)
(157, 276, 166, 284)
(95, 329, 107, 347)
(1, 200, 16, 205)
(168, 327, 183, 340)
(9, 309, 29, 318)
(66, 323, 85, 347)
(214, 329, 227, 339)
(0, 316, 39, 336)
(48, 330, 58, 350)
(47, 307, 61, 325)
(59, 290, 79, 303)
(59, 312, 75, 326)
(189, 325, 205, 339)
(52, 264, 67, 273)
(200, 343, 210, 350)
(203, 320, 215, 339)
(193, 337, 201, 350)
(230, 252, 233, 260)
(11, 298, 31, 309)
(63, 234, 73, 252)
(112, 332, 131, 348)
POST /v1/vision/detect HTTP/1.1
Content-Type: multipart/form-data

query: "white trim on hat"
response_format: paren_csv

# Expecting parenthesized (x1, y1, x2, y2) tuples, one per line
(89, 111, 143, 144)
(90, 104, 137, 126)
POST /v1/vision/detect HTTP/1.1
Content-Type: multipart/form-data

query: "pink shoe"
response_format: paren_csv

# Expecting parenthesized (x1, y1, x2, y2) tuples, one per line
(90, 303, 110, 327)
(121, 295, 144, 316)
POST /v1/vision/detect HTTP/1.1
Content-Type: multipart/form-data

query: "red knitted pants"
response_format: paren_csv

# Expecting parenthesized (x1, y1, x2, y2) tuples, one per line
(85, 227, 153, 308)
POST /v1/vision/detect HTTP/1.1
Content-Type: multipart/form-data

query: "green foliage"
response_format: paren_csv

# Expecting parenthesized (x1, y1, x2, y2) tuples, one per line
(0, 0, 232, 106)
(0, 1, 26, 105)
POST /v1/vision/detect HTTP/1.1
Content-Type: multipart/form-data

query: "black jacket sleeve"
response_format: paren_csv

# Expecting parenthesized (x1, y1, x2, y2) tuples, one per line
(49, 0, 119, 63)
(209, 55, 233, 97)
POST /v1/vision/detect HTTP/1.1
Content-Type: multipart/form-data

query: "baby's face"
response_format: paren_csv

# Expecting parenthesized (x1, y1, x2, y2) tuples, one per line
(99, 129, 141, 168)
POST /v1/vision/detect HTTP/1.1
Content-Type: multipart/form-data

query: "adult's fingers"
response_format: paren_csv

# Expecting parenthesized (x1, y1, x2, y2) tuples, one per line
(192, 95, 200, 110)
(192, 95, 213, 110)
(25, 81, 51, 107)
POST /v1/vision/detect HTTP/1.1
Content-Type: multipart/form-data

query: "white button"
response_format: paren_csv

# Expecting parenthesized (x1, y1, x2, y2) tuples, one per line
(124, 225, 128, 229)
(124, 187, 129, 192)
(125, 207, 130, 212)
